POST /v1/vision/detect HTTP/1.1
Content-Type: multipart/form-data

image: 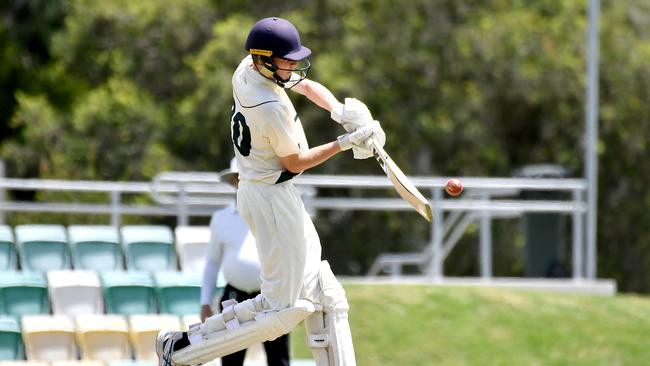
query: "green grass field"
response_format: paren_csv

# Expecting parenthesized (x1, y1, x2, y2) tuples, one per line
(288, 284, 650, 365)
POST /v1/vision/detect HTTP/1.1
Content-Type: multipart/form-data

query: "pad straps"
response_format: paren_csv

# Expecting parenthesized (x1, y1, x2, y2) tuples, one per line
(221, 299, 240, 330)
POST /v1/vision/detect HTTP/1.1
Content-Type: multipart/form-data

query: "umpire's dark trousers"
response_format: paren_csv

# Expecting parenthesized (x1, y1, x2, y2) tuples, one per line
(219, 284, 290, 366)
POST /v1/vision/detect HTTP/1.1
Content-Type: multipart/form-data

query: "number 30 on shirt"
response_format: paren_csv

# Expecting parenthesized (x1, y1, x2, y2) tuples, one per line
(231, 102, 251, 156)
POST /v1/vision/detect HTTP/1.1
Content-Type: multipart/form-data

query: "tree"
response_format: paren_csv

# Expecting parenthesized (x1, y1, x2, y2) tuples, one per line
(52, 0, 216, 102)
(596, 0, 650, 292)
(2, 0, 650, 291)
(65, 78, 172, 181)
(1, 93, 66, 179)
(173, 14, 256, 171)
(0, 0, 68, 144)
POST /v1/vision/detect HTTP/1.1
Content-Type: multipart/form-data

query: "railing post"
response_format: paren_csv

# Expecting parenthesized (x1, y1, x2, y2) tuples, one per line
(480, 192, 493, 279)
(572, 188, 584, 280)
(430, 187, 444, 280)
(178, 183, 188, 226)
(110, 191, 121, 227)
(585, 0, 601, 280)
(391, 263, 401, 277)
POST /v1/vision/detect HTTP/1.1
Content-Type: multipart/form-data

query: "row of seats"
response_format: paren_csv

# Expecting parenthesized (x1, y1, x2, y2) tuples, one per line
(0, 314, 194, 362)
(0, 225, 211, 273)
(0, 271, 225, 317)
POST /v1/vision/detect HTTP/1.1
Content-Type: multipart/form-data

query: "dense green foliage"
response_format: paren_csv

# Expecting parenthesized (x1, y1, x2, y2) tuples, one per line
(1, 1, 649, 291)
(289, 284, 650, 365)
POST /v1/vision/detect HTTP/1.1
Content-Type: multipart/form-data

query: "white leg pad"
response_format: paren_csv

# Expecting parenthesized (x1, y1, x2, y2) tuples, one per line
(172, 299, 315, 365)
(199, 295, 265, 336)
(322, 262, 356, 366)
(323, 307, 356, 366)
(304, 309, 330, 366)
(304, 261, 356, 366)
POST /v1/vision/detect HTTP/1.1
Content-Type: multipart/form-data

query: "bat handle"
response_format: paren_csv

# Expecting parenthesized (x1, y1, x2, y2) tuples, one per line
(365, 138, 377, 153)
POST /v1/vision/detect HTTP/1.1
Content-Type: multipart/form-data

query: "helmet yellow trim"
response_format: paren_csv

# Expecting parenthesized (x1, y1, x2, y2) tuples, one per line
(250, 48, 273, 57)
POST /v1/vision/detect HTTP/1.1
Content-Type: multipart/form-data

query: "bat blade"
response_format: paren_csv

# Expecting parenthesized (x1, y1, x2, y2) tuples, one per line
(368, 140, 433, 222)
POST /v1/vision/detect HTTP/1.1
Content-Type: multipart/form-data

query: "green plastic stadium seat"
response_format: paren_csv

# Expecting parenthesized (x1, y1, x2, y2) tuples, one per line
(68, 225, 123, 271)
(0, 272, 49, 316)
(120, 226, 176, 272)
(153, 271, 203, 316)
(0, 316, 23, 360)
(0, 226, 17, 270)
(100, 271, 157, 316)
(14, 225, 70, 272)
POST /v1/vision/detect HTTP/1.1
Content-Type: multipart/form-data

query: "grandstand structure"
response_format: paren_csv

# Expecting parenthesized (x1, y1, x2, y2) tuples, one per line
(0, 161, 615, 365)
(0, 164, 609, 282)
(0, 223, 227, 365)
(148, 170, 615, 294)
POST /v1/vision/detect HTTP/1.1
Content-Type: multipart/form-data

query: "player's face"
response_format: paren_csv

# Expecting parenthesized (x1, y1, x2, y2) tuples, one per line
(273, 57, 298, 80)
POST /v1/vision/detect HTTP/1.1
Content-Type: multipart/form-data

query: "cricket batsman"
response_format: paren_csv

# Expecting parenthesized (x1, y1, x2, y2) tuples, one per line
(156, 16, 385, 366)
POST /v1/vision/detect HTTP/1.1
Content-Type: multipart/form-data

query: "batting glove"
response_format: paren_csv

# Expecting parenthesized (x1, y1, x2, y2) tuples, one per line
(331, 98, 374, 133)
(337, 124, 375, 151)
(350, 121, 384, 159)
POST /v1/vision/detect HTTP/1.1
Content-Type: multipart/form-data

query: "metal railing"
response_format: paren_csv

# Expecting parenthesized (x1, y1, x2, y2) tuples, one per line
(0, 167, 590, 281)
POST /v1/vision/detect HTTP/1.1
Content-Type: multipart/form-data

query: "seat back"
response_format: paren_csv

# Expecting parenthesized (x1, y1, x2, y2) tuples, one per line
(129, 315, 181, 361)
(100, 271, 157, 315)
(21, 315, 76, 361)
(75, 314, 130, 361)
(0, 316, 23, 360)
(121, 226, 176, 271)
(0, 226, 17, 270)
(47, 271, 103, 315)
(0, 272, 49, 316)
(153, 271, 201, 316)
(14, 225, 70, 272)
(68, 225, 123, 271)
(174, 226, 210, 273)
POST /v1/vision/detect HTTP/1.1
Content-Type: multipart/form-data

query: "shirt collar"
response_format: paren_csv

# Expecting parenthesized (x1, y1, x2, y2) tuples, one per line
(243, 55, 280, 88)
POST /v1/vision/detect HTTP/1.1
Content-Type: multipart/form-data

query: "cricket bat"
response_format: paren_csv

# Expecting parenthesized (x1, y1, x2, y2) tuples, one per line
(367, 139, 433, 222)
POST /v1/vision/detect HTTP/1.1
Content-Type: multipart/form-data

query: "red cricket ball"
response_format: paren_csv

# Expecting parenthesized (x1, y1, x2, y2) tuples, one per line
(445, 178, 463, 197)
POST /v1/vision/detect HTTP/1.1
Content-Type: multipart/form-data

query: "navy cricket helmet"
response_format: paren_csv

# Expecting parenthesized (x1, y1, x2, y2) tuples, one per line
(245, 17, 311, 88)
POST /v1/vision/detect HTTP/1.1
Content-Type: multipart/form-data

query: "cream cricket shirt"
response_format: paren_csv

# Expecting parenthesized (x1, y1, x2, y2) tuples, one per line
(231, 56, 308, 184)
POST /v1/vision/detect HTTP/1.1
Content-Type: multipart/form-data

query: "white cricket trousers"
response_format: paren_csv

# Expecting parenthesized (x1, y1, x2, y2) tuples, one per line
(237, 179, 322, 311)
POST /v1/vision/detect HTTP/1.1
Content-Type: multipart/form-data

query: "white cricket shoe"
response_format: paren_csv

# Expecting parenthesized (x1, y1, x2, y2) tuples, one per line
(156, 330, 185, 366)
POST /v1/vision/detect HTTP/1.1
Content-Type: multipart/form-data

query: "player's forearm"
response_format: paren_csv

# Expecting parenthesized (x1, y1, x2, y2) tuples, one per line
(200, 259, 220, 305)
(280, 141, 341, 173)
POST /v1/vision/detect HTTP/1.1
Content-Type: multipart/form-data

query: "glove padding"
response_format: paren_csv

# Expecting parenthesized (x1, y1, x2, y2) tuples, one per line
(351, 120, 386, 159)
(337, 123, 375, 151)
(339, 98, 373, 133)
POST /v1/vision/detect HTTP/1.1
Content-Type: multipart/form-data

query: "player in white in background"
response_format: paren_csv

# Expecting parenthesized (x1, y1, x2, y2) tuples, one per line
(157, 16, 385, 366)
(200, 158, 289, 366)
